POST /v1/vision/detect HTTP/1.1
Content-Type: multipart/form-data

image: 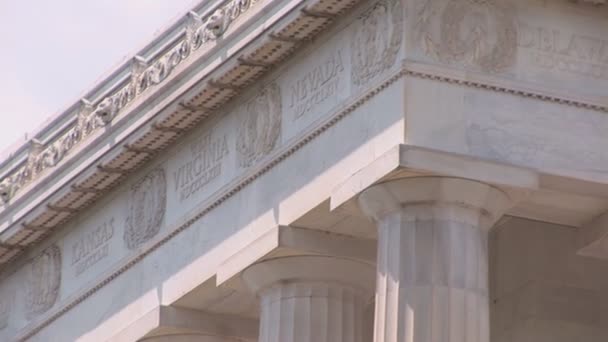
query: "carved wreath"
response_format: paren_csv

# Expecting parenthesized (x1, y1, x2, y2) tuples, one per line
(416, 0, 518, 73)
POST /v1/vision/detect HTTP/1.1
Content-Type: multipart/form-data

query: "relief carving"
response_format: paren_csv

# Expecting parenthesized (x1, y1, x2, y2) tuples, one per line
(71, 218, 115, 276)
(518, 22, 608, 80)
(26, 244, 61, 318)
(174, 132, 229, 202)
(236, 83, 282, 167)
(290, 49, 344, 119)
(416, 0, 517, 73)
(0, 103, 108, 206)
(351, 0, 403, 86)
(124, 168, 167, 249)
(0, 0, 261, 204)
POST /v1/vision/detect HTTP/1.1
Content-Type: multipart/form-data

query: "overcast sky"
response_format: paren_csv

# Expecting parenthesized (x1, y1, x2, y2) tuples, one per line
(0, 0, 196, 158)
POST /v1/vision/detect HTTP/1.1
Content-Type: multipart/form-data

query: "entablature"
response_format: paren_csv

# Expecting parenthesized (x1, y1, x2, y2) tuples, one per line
(0, 0, 360, 266)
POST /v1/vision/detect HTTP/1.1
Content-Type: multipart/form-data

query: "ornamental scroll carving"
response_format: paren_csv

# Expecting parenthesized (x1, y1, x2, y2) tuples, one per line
(236, 83, 282, 168)
(351, 0, 403, 86)
(0, 106, 105, 205)
(25, 244, 62, 318)
(416, 0, 517, 73)
(0, 0, 259, 205)
(124, 168, 167, 250)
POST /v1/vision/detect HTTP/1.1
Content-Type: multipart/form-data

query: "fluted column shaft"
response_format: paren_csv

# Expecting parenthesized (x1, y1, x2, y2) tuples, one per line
(359, 177, 513, 342)
(258, 281, 364, 342)
(243, 256, 375, 342)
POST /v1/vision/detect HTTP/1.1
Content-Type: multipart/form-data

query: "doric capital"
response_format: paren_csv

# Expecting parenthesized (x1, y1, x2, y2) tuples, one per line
(358, 177, 514, 230)
(242, 255, 375, 297)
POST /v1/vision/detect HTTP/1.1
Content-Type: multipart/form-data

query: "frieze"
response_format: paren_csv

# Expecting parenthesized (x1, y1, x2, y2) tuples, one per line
(124, 169, 167, 249)
(416, 0, 517, 73)
(71, 218, 115, 276)
(25, 244, 62, 318)
(0, 0, 259, 205)
(236, 82, 282, 167)
(290, 50, 345, 119)
(173, 132, 230, 202)
(518, 22, 608, 80)
(351, 0, 403, 85)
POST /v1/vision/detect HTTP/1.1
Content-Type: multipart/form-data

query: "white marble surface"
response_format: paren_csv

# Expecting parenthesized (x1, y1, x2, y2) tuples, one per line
(491, 217, 608, 342)
(1, 0, 406, 339)
(242, 256, 375, 342)
(406, 0, 608, 99)
(1, 0, 608, 341)
(359, 177, 514, 342)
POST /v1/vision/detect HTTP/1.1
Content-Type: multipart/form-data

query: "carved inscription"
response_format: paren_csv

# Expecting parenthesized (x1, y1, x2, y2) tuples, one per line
(26, 244, 61, 318)
(174, 132, 229, 201)
(124, 169, 166, 249)
(518, 23, 608, 80)
(71, 218, 115, 276)
(416, 0, 517, 73)
(351, 0, 403, 85)
(290, 50, 344, 119)
(237, 83, 282, 167)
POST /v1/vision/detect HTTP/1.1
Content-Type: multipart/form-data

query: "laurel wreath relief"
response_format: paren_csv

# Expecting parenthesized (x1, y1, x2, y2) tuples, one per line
(416, 0, 518, 73)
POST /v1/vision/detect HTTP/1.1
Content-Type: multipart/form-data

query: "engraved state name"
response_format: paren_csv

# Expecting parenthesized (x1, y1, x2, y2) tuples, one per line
(289, 50, 344, 119)
(518, 22, 608, 80)
(71, 218, 115, 276)
(173, 132, 229, 201)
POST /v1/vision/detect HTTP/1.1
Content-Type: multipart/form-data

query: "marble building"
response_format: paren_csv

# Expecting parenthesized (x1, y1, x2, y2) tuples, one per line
(0, 0, 607, 341)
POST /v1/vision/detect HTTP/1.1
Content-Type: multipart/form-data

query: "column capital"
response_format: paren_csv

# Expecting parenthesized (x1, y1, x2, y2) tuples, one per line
(243, 256, 375, 342)
(242, 255, 375, 297)
(358, 176, 514, 231)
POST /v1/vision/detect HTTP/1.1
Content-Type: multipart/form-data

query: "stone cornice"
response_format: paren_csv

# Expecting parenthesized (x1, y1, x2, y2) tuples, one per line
(0, 0, 262, 206)
(404, 61, 608, 113)
(0, 0, 341, 261)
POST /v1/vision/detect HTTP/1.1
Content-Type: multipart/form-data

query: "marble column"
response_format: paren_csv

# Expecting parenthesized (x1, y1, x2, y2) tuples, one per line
(358, 177, 513, 342)
(242, 255, 375, 342)
(139, 334, 245, 342)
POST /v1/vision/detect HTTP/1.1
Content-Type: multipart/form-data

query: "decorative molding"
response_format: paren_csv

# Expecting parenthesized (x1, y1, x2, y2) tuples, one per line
(403, 63, 608, 113)
(0, 0, 260, 205)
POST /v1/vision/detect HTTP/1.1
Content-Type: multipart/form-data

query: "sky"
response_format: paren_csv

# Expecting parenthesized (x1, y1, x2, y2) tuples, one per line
(0, 0, 197, 159)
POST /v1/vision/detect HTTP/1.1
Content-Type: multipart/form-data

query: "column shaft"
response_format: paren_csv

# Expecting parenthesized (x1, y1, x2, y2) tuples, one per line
(374, 206, 489, 342)
(259, 282, 365, 342)
(358, 177, 513, 342)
